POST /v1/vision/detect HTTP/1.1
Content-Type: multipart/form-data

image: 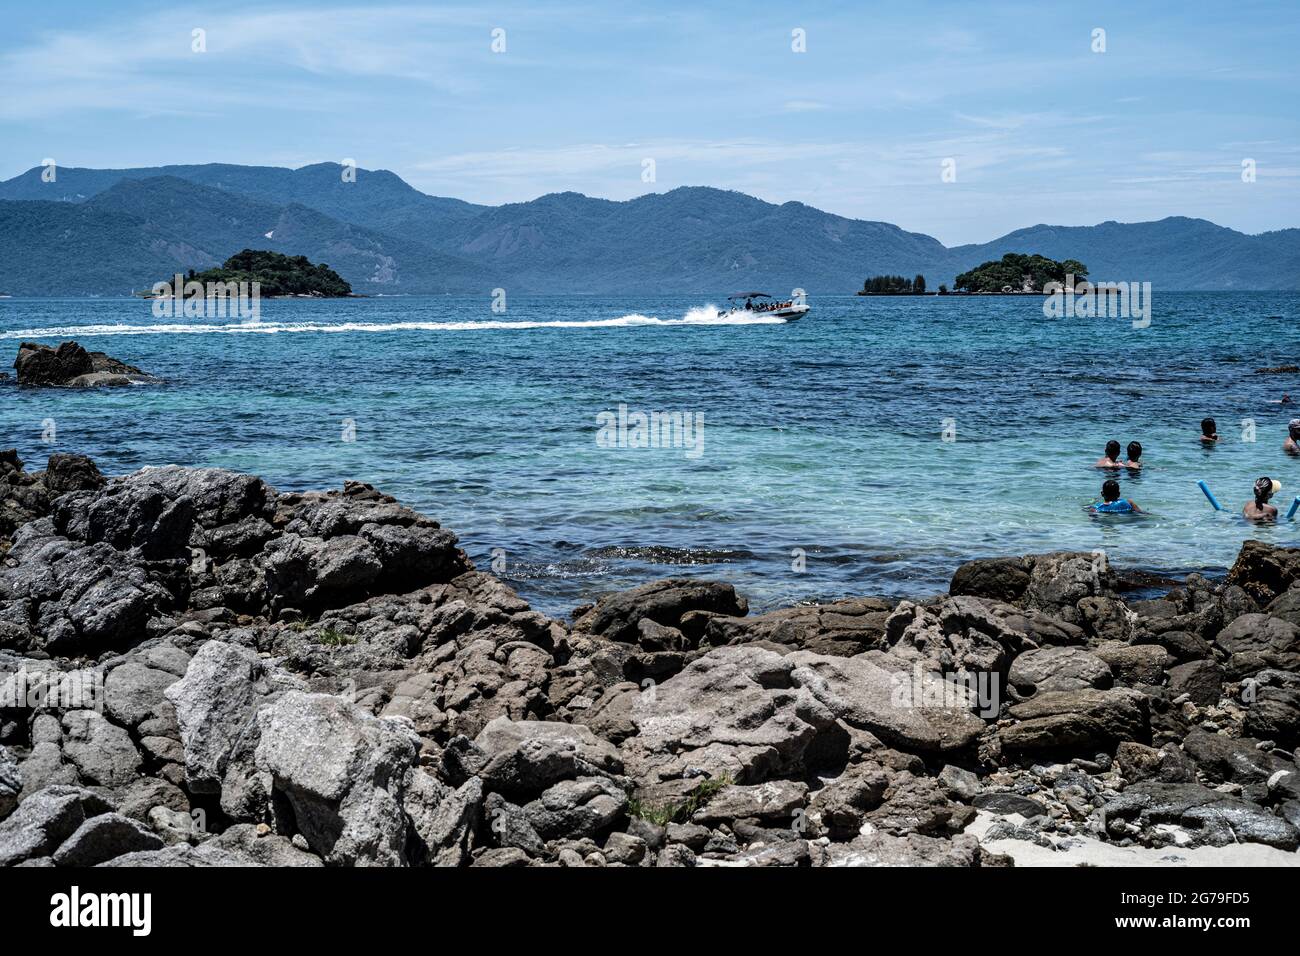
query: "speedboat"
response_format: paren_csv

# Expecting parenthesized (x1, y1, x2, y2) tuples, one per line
(718, 292, 809, 321)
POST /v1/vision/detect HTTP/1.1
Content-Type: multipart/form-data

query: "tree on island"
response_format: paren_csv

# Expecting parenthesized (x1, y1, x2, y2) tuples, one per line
(859, 274, 927, 294)
(172, 250, 353, 297)
(953, 253, 1087, 293)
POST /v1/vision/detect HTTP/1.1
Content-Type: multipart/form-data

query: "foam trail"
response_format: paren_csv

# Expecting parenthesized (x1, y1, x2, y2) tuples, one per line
(0, 305, 786, 338)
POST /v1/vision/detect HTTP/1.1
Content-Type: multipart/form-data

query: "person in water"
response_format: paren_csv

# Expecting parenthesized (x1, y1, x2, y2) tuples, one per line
(1285, 419, 1300, 455)
(1124, 441, 1142, 470)
(1095, 440, 1123, 468)
(1200, 418, 1218, 444)
(1092, 479, 1141, 514)
(1244, 476, 1280, 521)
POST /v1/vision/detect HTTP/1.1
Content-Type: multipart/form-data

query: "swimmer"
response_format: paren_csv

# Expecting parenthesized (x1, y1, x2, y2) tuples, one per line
(1124, 441, 1142, 471)
(1091, 478, 1141, 514)
(1244, 476, 1280, 522)
(1200, 418, 1218, 444)
(1095, 440, 1123, 468)
(1286, 419, 1300, 455)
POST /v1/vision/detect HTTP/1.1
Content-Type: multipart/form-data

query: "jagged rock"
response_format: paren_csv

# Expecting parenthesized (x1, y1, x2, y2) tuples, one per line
(473, 716, 623, 797)
(482, 791, 545, 856)
(691, 780, 807, 825)
(1101, 781, 1299, 849)
(0, 785, 113, 866)
(1215, 614, 1300, 676)
(1181, 729, 1291, 784)
(254, 691, 420, 866)
(972, 792, 1046, 817)
(602, 830, 647, 864)
(104, 661, 182, 728)
(818, 829, 981, 867)
(1244, 687, 1300, 749)
(805, 764, 888, 839)
(523, 776, 626, 840)
(0, 747, 19, 820)
(1228, 540, 1300, 604)
(165, 640, 296, 802)
(204, 823, 323, 866)
(1023, 552, 1115, 619)
(1095, 643, 1170, 686)
(52, 812, 164, 865)
(620, 647, 839, 801)
(788, 650, 987, 754)
(702, 598, 891, 656)
(1008, 646, 1112, 694)
(949, 557, 1031, 604)
(404, 772, 482, 866)
(14, 340, 151, 387)
(1116, 741, 1196, 784)
(1167, 659, 1224, 706)
(881, 598, 1030, 678)
(42, 453, 106, 496)
(998, 688, 1149, 754)
(574, 579, 747, 644)
(0, 522, 179, 654)
(60, 710, 142, 787)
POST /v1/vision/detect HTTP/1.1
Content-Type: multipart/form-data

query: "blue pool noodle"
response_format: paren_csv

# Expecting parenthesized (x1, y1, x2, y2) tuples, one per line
(1198, 480, 1222, 511)
(1288, 497, 1300, 520)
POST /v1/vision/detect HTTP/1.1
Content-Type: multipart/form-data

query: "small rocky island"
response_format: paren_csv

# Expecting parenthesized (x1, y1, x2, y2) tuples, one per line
(160, 249, 353, 298)
(11, 341, 152, 388)
(1, 451, 1299, 868)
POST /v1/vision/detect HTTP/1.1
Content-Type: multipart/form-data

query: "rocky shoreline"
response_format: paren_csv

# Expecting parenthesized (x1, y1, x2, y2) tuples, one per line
(2, 450, 1299, 867)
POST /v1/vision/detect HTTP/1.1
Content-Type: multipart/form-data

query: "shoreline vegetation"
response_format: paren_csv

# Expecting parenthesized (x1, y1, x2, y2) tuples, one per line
(859, 253, 1093, 296)
(140, 249, 356, 299)
(2, 451, 1300, 868)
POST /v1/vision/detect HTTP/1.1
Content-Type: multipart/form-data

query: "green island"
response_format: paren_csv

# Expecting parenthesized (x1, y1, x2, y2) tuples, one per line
(952, 252, 1088, 294)
(163, 249, 354, 297)
(857, 273, 928, 295)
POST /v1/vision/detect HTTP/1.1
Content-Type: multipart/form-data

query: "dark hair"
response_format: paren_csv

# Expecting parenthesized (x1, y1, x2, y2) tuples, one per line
(1201, 418, 1216, 436)
(1127, 441, 1141, 460)
(1102, 479, 1121, 502)
(1255, 477, 1275, 505)
(1105, 440, 1121, 459)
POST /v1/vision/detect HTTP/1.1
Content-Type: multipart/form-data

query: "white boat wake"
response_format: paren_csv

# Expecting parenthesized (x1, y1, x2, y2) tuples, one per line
(0, 305, 787, 338)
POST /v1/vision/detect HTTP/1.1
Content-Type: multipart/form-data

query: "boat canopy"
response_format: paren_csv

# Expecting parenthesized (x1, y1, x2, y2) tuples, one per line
(727, 292, 772, 300)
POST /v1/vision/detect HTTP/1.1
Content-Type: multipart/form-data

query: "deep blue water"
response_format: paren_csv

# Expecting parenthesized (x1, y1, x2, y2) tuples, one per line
(1, 292, 1298, 618)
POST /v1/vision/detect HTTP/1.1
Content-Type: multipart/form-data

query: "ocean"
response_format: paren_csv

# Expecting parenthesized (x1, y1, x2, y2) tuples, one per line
(2, 291, 1297, 618)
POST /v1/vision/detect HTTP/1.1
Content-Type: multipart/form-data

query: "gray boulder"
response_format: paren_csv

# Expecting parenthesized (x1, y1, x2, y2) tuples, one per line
(60, 710, 142, 787)
(788, 650, 987, 753)
(522, 777, 627, 841)
(255, 691, 420, 866)
(52, 812, 164, 866)
(0, 785, 112, 866)
(620, 646, 839, 801)
(1008, 646, 1112, 694)
(473, 716, 623, 797)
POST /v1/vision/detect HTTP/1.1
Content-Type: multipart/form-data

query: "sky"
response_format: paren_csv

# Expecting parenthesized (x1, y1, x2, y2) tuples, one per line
(1, 0, 1297, 245)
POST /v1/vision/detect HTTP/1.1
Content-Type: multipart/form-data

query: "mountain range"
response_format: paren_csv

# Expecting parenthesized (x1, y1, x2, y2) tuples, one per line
(0, 162, 1296, 295)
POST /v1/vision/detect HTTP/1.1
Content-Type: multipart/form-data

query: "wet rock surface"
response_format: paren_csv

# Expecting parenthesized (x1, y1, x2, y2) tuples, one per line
(1, 452, 1298, 866)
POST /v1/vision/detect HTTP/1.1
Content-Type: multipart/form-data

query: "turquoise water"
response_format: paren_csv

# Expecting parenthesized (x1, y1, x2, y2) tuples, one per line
(1, 292, 1298, 617)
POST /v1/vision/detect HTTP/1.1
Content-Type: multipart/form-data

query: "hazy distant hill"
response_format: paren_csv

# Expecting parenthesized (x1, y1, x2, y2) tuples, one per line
(0, 174, 494, 295)
(0, 162, 1296, 294)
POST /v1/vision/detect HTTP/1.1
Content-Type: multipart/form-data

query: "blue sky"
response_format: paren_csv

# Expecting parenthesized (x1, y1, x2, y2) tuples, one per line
(1, 0, 1296, 244)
